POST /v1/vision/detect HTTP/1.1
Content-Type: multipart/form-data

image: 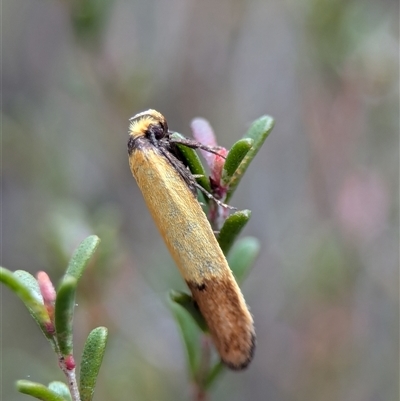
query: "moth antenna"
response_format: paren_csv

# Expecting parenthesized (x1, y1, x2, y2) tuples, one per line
(170, 136, 227, 159)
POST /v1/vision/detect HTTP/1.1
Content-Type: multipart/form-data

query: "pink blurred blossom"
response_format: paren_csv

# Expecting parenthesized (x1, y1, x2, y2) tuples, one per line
(335, 171, 389, 242)
(37, 271, 56, 304)
(191, 117, 228, 186)
(65, 355, 76, 370)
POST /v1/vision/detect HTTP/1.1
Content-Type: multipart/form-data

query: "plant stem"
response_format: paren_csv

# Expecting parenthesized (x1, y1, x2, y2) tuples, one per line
(66, 368, 81, 401)
(59, 356, 81, 401)
(192, 335, 213, 401)
(192, 383, 208, 401)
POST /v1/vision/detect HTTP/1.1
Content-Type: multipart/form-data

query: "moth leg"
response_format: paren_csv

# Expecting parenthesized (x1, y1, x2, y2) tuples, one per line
(194, 182, 236, 210)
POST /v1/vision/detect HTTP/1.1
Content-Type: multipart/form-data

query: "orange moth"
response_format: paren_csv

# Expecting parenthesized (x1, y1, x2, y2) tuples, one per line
(128, 110, 255, 370)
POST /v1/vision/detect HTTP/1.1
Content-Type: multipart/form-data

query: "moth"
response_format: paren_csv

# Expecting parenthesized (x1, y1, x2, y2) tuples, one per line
(128, 109, 255, 370)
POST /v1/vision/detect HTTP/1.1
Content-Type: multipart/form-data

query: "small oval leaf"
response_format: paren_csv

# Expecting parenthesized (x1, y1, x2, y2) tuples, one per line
(222, 138, 253, 184)
(169, 292, 202, 378)
(55, 276, 78, 356)
(170, 132, 211, 193)
(226, 116, 274, 202)
(227, 237, 260, 284)
(170, 290, 208, 332)
(13, 270, 44, 304)
(205, 361, 225, 389)
(65, 235, 100, 281)
(48, 382, 72, 401)
(79, 327, 108, 401)
(16, 380, 66, 401)
(1, 267, 50, 329)
(217, 210, 251, 255)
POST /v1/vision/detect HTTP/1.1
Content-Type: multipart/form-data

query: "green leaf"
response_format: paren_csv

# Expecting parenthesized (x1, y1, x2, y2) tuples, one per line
(55, 276, 78, 356)
(79, 327, 108, 401)
(70, 0, 114, 50)
(16, 380, 66, 401)
(222, 138, 253, 184)
(65, 235, 100, 281)
(13, 270, 43, 303)
(217, 210, 251, 255)
(171, 133, 211, 193)
(169, 292, 202, 379)
(227, 237, 260, 284)
(226, 116, 274, 202)
(0, 267, 50, 329)
(170, 290, 208, 332)
(205, 361, 225, 389)
(48, 382, 71, 401)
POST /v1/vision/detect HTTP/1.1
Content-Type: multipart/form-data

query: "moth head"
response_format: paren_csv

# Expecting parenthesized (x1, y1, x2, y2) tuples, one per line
(129, 109, 168, 141)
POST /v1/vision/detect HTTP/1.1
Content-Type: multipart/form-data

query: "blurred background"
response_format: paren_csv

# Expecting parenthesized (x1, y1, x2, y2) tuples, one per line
(2, 0, 399, 400)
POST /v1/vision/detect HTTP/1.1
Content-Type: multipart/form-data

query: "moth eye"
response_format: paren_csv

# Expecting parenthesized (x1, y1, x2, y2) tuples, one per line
(158, 120, 169, 137)
(149, 121, 168, 140)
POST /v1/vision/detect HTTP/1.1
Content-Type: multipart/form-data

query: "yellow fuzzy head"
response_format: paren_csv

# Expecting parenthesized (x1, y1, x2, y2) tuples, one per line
(129, 109, 168, 140)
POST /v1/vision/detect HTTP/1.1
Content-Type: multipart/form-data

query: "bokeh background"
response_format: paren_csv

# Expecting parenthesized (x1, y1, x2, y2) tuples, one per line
(2, 0, 399, 400)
